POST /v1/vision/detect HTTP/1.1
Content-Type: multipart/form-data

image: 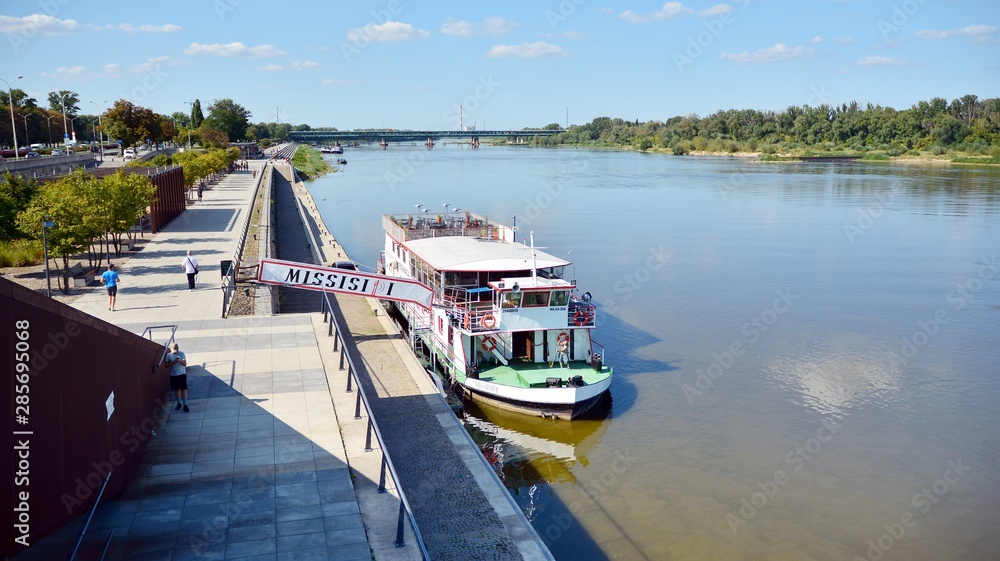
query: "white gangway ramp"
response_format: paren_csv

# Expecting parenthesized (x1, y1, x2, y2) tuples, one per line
(258, 257, 434, 310)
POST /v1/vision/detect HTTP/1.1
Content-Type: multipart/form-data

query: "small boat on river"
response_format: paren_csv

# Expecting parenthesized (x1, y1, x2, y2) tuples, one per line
(378, 210, 612, 419)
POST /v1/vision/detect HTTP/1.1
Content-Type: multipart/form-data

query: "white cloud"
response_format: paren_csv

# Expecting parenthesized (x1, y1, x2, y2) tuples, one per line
(700, 4, 732, 16)
(811, 35, 823, 43)
(118, 23, 181, 33)
(292, 60, 320, 69)
(128, 56, 170, 73)
(720, 43, 814, 63)
(618, 2, 693, 23)
(486, 41, 571, 58)
(103, 63, 121, 73)
(441, 16, 517, 37)
(915, 24, 997, 40)
(322, 78, 362, 86)
(857, 55, 912, 66)
(256, 64, 283, 72)
(0, 14, 96, 35)
(184, 42, 286, 58)
(970, 34, 1000, 45)
(441, 18, 475, 37)
(346, 21, 429, 42)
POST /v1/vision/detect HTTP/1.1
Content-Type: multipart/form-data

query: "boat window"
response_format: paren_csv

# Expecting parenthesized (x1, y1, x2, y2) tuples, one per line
(502, 291, 522, 308)
(522, 291, 549, 307)
(550, 290, 569, 307)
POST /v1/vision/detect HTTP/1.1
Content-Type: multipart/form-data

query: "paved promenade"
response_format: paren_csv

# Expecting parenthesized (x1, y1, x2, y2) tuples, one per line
(14, 162, 371, 561)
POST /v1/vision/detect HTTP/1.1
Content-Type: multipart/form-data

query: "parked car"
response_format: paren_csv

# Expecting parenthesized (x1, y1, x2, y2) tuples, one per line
(332, 260, 357, 271)
(26, 151, 40, 159)
(123, 148, 136, 160)
(51, 149, 64, 156)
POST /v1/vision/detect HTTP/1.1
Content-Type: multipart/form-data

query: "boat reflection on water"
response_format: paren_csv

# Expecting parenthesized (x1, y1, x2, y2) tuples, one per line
(460, 394, 612, 521)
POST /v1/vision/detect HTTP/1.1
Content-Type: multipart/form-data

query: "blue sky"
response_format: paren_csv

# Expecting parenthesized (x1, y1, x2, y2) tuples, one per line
(2, 1, 997, 130)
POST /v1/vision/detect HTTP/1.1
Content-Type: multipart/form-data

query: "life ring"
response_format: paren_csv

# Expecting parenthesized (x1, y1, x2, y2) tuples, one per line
(481, 336, 497, 352)
(557, 332, 569, 345)
(573, 309, 590, 326)
(481, 313, 497, 329)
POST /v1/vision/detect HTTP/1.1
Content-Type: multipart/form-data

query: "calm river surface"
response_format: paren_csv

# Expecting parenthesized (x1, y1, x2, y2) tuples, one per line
(307, 145, 1000, 561)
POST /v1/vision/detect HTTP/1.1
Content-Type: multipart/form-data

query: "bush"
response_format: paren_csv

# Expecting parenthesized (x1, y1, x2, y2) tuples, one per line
(990, 146, 1000, 157)
(672, 144, 689, 155)
(761, 144, 776, 154)
(0, 239, 44, 267)
(888, 148, 900, 157)
(931, 145, 947, 155)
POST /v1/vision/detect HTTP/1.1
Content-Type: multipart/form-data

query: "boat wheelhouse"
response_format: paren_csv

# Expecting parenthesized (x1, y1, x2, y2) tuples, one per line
(379, 210, 612, 419)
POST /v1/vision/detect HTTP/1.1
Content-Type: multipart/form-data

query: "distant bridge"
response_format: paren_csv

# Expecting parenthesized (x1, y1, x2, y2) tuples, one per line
(289, 129, 563, 143)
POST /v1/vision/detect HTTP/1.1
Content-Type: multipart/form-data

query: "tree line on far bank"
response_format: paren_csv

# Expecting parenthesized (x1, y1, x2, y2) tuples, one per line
(529, 94, 1000, 160)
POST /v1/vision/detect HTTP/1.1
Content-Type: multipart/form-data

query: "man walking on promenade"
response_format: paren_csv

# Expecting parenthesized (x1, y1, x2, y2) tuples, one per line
(101, 263, 120, 311)
(181, 250, 199, 290)
(166, 342, 190, 412)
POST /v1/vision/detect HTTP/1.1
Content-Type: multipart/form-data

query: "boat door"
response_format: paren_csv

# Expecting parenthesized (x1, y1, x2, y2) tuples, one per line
(511, 331, 532, 360)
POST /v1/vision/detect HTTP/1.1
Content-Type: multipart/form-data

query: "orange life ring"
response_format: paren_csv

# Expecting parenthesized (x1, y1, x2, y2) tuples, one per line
(481, 335, 497, 352)
(481, 313, 497, 329)
(573, 309, 589, 326)
(557, 332, 569, 345)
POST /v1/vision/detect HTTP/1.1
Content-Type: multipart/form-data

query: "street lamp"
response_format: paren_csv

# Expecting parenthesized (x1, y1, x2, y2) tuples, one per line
(59, 91, 72, 145)
(2, 75, 24, 161)
(89, 100, 106, 161)
(46, 114, 55, 147)
(184, 100, 193, 149)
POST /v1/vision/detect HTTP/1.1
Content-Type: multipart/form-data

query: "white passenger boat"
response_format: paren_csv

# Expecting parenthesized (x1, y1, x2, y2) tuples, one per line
(379, 210, 612, 419)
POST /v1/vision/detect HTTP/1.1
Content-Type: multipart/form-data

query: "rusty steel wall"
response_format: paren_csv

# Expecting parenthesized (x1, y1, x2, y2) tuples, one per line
(1, 276, 170, 558)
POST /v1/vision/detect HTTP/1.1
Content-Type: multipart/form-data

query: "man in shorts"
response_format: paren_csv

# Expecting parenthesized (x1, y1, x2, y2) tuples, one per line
(101, 264, 120, 311)
(166, 342, 190, 412)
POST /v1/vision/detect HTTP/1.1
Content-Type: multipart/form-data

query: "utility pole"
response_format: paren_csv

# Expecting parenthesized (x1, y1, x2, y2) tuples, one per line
(3, 75, 24, 160)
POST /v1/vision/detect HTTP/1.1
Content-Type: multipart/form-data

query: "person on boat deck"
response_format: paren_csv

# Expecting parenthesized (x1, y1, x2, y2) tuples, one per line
(551, 337, 570, 368)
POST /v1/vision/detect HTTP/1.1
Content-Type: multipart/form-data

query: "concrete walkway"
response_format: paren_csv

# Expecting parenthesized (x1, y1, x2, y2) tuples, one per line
(13, 162, 372, 561)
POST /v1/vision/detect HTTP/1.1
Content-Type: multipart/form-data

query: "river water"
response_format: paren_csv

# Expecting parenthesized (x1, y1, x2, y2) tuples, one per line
(307, 145, 1000, 561)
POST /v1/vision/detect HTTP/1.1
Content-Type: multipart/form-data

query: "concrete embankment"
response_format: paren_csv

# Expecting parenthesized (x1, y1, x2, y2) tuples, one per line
(274, 161, 554, 561)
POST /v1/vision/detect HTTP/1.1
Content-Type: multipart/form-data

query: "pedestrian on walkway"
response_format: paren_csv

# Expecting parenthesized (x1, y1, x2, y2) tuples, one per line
(181, 250, 199, 290)
(166, 342, 190, 412)
(197, 181, 204, 201)
(101, 263, 120, 311)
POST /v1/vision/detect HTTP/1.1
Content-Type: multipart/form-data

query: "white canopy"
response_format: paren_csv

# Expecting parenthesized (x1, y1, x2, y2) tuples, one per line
(406, 236, 570, 272)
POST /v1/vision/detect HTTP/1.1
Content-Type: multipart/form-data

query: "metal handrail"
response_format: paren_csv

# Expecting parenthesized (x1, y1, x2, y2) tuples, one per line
(321, 291, 429, 559)
(67, 471, 111, 561)
(141, 324, 178, 369)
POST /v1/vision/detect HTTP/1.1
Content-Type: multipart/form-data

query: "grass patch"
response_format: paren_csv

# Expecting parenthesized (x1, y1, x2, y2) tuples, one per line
(291, 145, 333, 179)
(0, 239, 45, 267)
(951, 155, 1000, 165)
(861, 153, 891, 161)
(757, 154, 798, 162)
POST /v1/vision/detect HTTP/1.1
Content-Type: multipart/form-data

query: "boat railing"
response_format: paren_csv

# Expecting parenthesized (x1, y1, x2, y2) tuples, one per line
(590, 339, 607, 367)
(566, 301, 597, 327)
(459, 303, 499, 333)
(319, 292, 430, 558)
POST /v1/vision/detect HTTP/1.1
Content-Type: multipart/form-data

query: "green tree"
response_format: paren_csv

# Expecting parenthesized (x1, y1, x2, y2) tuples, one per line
(90, 171, 156, 255)
(197, 125, 228, 148)
(102, 99, 170, 148)
(171, 111, 190, 128)
(0, 172, 40, 240)
(17, 169, 100, 293)
(205, 98, 251, 141)
(190, 99, 204, 128)
(47, 90, 80, 115)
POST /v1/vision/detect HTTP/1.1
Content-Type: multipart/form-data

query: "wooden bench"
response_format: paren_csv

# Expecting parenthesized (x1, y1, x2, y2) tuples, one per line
(70, 263, 96, 287)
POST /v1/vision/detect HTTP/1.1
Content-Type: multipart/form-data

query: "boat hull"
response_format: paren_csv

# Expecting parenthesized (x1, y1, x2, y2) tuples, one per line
(456, 376, 612, 420)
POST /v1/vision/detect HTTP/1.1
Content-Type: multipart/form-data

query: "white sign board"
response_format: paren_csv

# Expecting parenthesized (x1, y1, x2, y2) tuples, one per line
(106, 391, 115, 421)
(258, 258, 434, 310)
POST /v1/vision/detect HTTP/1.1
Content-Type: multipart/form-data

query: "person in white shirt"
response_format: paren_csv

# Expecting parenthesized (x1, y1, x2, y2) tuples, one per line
(181, 251, 199, 290)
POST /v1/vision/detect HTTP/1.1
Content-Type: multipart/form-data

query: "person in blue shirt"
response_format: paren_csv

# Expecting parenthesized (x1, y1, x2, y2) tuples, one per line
(101, 264, 120, 311)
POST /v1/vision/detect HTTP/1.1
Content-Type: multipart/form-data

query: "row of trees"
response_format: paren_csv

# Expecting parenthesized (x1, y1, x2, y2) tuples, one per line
(1, 170, 156, 292)
(0, 89, 101, 148)
(531, 95, 1000, 155)
(131, 147, 241, 188)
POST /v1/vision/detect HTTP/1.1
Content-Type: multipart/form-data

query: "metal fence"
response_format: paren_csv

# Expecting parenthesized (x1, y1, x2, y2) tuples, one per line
(320, 291, 430, 559)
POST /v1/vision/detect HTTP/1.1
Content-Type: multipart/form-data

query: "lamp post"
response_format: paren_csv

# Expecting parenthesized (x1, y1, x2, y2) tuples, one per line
(59, 91, 71, 145)
(184, 100, 193, 149)
(42, 218, 54, 297)
(46, 114, 55, 147)
(3, 75, 24, 161)
(22, 114, 29, 148)
(89, 100, 106, 161)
